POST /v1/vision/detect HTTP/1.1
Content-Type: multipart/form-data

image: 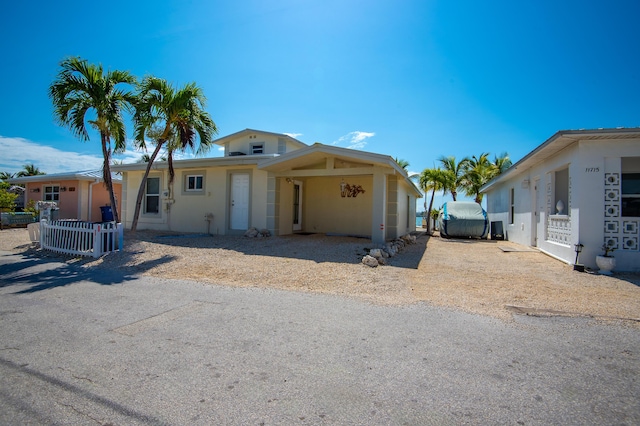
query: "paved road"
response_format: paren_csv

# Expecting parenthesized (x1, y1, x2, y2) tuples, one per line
(1, 250, 639, 425)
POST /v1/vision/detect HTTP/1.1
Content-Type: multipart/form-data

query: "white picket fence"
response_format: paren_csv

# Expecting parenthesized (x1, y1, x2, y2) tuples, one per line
(40, 220, 123, 258)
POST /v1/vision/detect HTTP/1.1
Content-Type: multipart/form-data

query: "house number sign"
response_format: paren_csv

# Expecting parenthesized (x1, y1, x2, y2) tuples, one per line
(585, 167, 600, 173)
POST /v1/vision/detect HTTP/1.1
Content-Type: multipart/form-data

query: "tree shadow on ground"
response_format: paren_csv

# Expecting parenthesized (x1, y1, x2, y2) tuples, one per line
(0, 250, 176, 294)
(130, 230, 431, 270)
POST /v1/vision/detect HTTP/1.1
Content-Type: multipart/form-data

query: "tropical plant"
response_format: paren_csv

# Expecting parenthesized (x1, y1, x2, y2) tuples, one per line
(418, 167, 449, 232)
(16, 164, 45, 177)
(0, 189, 18, 211)
(49, 57, 136, 223)
(395, 158, 410, 171)
(438, 156, 469, 201)
(138, 152, 167, 163)
(492, 152, 512, 177)
(460, 153, 494, 203)
(0, 171, 15, 180)
(23, 199, 38, 216)
(130, 76, 218, 231)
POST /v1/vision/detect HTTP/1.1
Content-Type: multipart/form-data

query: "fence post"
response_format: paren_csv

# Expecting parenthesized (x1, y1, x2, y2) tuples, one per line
(117, 223, 124, 251)
(92, 223, 101, 258)
(39, 219, 46, 248)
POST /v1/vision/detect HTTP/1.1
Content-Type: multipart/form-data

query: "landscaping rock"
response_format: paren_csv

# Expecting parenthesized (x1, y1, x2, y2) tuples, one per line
(369, 248, 383, 259)
(259, 229, 271, 237)
(362, 255, 379, 267)
(244, 227, 259, 238)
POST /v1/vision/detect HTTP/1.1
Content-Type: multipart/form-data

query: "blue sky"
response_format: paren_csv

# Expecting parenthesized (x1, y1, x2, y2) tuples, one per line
(1, 0, 639, 209)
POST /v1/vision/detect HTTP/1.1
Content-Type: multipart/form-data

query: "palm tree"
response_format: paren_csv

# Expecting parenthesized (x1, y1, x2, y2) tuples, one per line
(491, 152, 512, 178)
(460, 153, 494, 203)
(394, 158, 410, 171)
(419, 167, 449, 233)
(0, 171, 16, 180)
(16, 164, 45, 177)
(438, 155, 468, 201)
(130, 76, 217, 231)
(49, 57, 136, 223)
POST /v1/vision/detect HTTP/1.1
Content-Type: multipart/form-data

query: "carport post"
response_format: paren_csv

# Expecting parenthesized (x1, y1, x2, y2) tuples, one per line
(371, 168, 387, 244)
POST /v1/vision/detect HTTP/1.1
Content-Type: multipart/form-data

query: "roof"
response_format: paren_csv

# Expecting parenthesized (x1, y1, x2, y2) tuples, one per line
(110, 155, 279, 172)
(8, 169, 122, 184)
(259, 142, 422, 197)
(212, 128, 308, 149)
(480, 128, 640, 193)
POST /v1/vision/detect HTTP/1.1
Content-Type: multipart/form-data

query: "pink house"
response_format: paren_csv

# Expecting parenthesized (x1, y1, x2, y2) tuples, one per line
(10, 170, 122, 222)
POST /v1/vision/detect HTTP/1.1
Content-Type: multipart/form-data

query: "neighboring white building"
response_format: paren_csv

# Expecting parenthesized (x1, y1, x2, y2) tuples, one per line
(481, 128, 640, 272)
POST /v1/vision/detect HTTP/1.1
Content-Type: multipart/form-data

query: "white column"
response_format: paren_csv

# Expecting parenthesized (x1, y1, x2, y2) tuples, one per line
(371, 168, 387, 244)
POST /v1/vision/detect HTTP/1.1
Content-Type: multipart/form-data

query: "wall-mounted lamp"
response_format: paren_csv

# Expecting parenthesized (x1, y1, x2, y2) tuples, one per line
(573, 243, 584, 272)
(286, 178, 293, 184)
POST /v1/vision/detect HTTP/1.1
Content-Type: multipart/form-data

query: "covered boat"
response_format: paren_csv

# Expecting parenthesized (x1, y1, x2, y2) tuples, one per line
(438, 201, 489, 239)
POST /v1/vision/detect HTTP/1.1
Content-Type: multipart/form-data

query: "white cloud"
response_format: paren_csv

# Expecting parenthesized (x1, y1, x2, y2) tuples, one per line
(0, 136, 149, 173)
(331, 131, 375, 150)
(0, 136, 106, 174)
(284, 132, 303, 139)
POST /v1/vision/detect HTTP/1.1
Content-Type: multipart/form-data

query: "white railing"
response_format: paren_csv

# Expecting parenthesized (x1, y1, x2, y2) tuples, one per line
(39, 220, 123, 258)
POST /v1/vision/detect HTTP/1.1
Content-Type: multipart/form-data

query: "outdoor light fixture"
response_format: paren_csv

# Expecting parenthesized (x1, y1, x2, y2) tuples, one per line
(573, 243, 584, 272)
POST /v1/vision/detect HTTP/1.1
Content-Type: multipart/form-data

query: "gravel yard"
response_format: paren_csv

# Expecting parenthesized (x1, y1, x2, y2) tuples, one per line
(1, 227, 639, 323)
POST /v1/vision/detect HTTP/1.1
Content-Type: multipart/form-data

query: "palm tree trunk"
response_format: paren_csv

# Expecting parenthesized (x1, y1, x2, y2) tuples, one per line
(101, 133, 120, 223)
(451, 190, 457, 201)
(427, 188, 437, 233)
(130, 141, 165, 231)
(167, 150, 175, 193)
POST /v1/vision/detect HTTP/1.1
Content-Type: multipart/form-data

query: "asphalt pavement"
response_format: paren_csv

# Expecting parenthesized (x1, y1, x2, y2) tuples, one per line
(1, 250, 639, 425)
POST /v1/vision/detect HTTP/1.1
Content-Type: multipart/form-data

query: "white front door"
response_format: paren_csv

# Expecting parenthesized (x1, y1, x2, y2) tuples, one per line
(293, 181, 303, 231)
(231, 173, 249, 230)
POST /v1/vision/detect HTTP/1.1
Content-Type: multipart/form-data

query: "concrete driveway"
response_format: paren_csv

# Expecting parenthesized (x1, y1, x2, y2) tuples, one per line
(1, 250, 639, 425)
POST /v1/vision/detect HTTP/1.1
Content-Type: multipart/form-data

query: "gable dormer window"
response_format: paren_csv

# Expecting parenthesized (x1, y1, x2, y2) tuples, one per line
(251, 143, 264, 155)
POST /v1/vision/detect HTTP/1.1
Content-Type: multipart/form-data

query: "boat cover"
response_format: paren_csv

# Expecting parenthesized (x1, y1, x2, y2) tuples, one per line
(438, 201, 489, 238)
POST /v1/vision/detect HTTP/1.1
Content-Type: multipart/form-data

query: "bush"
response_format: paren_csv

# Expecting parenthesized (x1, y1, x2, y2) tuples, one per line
(0, 189, 18, 212)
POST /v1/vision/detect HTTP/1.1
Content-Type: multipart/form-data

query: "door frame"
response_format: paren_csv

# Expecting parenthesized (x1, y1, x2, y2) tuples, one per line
(531, 177, 541, 246)
(292, 180, 303, 231)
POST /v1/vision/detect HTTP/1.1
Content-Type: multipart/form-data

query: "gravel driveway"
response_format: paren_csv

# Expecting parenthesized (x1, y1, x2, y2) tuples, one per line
(1, 227, 638, 323)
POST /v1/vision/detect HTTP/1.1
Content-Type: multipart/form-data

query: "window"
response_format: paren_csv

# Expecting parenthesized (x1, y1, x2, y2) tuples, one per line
(251, 143, 264, 155)
(44, 185, 60, 202)
(185, 175, 203, 192)
(277, 138, 286, 154)
(181, 171, 206, 195)
(145, 177, 160, 214)
(553, 167, 569, 215)
(622, 173, 640, 217)
(509, 187, 515, 224)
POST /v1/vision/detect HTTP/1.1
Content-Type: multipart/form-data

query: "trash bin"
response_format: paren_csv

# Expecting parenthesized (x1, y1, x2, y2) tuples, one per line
(490, 221, 504, 240)
(100, 206, 114, 222)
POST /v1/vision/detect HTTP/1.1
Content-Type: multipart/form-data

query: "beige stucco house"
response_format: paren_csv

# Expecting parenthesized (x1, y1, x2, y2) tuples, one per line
(9, 170, 122, 222)
(112, 129, 422, 243)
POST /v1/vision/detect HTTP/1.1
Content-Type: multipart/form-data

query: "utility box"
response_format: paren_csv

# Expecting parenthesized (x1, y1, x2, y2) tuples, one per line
(490, 221, 505, 240)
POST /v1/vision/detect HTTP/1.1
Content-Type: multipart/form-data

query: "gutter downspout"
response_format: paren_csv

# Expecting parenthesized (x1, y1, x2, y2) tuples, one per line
(89, 180, 100, 222)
